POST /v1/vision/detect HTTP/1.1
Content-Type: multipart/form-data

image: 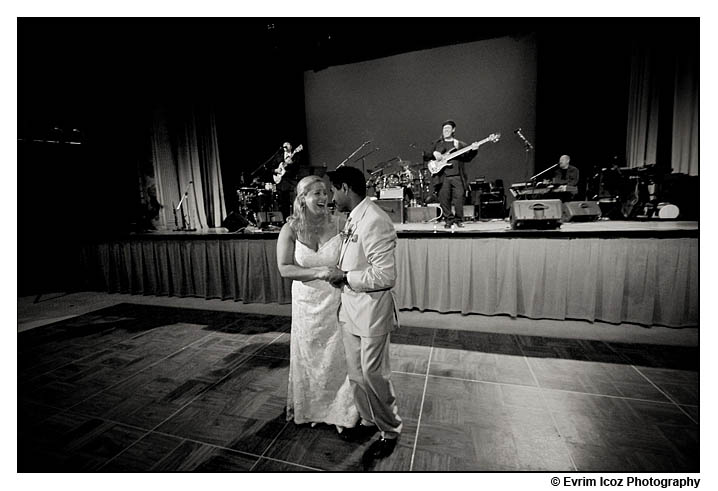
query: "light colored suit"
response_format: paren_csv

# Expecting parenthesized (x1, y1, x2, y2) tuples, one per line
(338, 198, 402, 438)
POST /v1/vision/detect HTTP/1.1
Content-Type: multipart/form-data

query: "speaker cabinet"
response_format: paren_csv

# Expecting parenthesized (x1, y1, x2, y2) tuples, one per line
(406, 206, 440, 223)
(471, 192, 506, 219)
(376, 199, 404, 223)
(562, 201, 601, 222)
(510, 199, 562, 229)
(256, 211, 284, 225)
(479, 201, 506, 219)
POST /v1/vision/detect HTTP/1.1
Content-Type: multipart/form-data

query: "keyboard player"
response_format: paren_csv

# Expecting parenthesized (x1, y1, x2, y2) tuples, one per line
(550, 155, 579, 200)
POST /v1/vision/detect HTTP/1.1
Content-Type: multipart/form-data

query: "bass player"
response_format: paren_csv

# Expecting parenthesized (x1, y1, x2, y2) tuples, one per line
(423, 120, 481, 228)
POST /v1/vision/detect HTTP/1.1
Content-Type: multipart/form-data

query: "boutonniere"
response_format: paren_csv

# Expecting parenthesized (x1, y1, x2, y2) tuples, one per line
(340, 230, 358, 242)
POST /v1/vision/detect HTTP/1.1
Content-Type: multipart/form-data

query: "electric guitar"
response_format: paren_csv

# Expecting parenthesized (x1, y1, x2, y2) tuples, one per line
(273, 144, 303, 184)
(427, 133, 501, 175)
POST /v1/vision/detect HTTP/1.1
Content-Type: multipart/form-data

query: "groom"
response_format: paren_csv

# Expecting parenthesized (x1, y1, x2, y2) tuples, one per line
(327, 165, 403, 460)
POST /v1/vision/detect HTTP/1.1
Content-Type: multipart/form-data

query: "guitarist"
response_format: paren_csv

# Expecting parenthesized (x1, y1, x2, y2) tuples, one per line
(423, 120, 480, 228)
(274, 142, 302, 220)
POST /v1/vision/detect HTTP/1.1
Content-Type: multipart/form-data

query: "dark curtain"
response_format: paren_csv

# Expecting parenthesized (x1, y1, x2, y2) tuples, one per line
(626, 36, 698, 175)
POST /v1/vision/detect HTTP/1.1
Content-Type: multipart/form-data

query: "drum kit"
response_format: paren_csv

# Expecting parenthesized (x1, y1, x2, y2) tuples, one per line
(235, 180, 279, 225)
(588, 164, 681, 220)
(367, 158, 432, 204)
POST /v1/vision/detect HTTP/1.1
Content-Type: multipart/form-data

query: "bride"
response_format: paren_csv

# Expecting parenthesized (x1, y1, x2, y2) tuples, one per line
(276, 175, 359, 431)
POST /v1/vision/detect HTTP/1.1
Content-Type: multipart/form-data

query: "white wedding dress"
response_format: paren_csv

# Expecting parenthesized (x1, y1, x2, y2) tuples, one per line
(287, 233, 359, 429)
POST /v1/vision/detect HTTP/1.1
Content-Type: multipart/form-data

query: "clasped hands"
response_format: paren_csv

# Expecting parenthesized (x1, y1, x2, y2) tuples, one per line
(316, 266, 347, 288)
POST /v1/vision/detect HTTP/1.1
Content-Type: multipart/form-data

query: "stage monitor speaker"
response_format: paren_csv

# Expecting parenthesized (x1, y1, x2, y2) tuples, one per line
(256, 211, 285, 226)
(221, 212, 250, 232)
(562, 201, 601, 222)
(510, 199, 562, 230)
(376, 199, 404, 223)
(406, 206, 440, 223)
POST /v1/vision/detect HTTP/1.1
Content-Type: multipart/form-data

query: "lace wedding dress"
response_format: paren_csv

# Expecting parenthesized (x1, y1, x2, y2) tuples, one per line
(287, 234, 359, 430)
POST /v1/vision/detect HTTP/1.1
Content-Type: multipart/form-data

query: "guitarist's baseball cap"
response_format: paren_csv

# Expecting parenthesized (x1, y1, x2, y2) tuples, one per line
(441, 120, 456, 129)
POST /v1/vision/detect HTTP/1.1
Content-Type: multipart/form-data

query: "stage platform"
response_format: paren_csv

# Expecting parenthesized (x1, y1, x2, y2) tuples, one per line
(395, 218, 698, 237)
(122, 218, 698, 239)
(78, 219, 698, 329)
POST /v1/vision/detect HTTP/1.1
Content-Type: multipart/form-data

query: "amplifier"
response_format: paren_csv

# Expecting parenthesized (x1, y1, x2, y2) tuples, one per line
(471, 190, 504, 205)
(562, 201, 601, 222)
(379, 187, 404, 199)
(256, 211, 284, 225)
(376, 199, 404, 223)
(478, 201, 506, 219)
(462, 205, 475, 219)
(406, 206, 440, 223)
(510, 199, 562, 229)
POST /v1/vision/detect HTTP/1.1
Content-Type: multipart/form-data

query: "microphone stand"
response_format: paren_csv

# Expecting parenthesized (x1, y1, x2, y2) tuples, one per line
(172, 202, 179, 229)
(353, 147, 379, 176)
(530, 164, 558, 182)
(515, 130, 535, 185)
(174, 180, 196, 232)
(336, 141, 371, 169)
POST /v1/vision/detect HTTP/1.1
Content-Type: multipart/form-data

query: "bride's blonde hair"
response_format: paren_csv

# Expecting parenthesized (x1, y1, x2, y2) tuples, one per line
(289, 175, 330, 235)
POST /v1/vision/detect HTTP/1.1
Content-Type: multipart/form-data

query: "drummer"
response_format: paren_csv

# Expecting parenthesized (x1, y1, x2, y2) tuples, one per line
(399, 162, 416, 203)
(399, 162, 414, 184)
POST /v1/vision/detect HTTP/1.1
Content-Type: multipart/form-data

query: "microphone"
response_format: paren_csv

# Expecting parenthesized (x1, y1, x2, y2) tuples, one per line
(514, 128, 533, 149)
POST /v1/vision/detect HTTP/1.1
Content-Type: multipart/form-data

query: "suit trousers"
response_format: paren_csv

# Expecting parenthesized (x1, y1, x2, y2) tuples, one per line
(438, 175, 465, 221)
(341, 329, 402, 439)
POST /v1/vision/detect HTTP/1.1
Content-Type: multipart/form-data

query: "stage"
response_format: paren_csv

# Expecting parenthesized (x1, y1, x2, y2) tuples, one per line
(398, 218, 698, 236)
(78, 219, 698, 329)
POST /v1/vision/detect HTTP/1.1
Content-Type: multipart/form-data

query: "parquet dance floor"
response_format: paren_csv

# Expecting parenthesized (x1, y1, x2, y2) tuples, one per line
(18, 304, 698, 472)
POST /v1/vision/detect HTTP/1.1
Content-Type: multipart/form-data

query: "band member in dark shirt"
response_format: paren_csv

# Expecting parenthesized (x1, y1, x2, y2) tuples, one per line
(274, 142, 303, 219)
(551, 154, 579, 200)
(423, 120, 479, 228)
(551, 155, 579, 186)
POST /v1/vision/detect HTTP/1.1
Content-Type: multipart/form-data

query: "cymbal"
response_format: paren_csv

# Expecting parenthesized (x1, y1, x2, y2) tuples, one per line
(374, 156, 401, 169)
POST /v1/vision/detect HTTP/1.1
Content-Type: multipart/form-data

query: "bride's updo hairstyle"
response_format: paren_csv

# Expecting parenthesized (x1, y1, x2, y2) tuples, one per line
(289, 175, 329, 235)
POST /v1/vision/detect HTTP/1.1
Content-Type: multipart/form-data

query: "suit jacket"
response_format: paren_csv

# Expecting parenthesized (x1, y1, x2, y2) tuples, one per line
(338, 198, 399, 337)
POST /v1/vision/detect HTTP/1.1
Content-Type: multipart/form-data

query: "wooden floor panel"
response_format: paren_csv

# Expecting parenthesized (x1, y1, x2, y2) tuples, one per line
(17, 303, 699, 472)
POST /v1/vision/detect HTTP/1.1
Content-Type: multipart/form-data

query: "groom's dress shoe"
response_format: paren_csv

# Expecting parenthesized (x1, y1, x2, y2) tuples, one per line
(340, 424, 377, 442)
(366, 437, 397, 459)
